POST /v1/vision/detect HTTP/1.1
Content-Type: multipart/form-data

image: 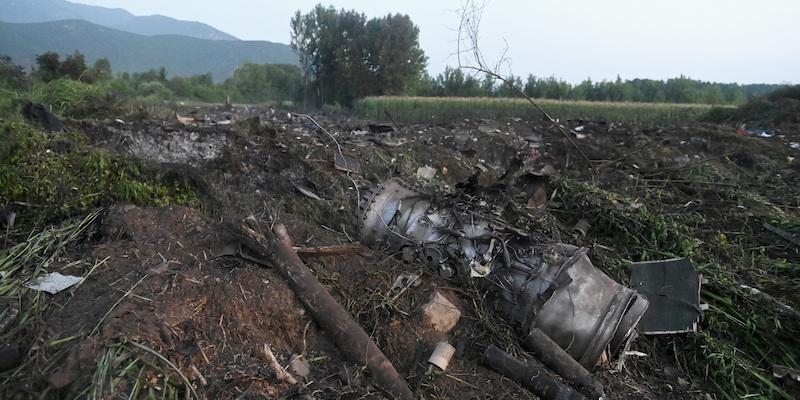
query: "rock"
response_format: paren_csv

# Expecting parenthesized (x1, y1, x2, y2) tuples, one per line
(421, 289, 461, 333)
(289, 354, 310, 377)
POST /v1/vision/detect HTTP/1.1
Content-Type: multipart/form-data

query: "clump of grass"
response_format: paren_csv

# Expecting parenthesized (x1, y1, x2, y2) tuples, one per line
(690, 265, 799, 400)
(552, 177, 698, 262)
(27, 77, 116, 119)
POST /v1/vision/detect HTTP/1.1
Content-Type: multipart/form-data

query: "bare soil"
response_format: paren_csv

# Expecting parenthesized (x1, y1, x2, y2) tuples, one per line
(2, 106, 799, 399)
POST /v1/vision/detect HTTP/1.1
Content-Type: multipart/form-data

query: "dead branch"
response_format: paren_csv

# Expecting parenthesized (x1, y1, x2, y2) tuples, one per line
(456, 0, 595, 172)
(741, 282, 800, 322)
(239, 217, 414, 399)
(292, 243, 366, 256)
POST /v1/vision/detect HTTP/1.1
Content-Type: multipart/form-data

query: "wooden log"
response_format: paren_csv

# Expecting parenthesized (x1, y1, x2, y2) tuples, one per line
(240, 217, 413, 399)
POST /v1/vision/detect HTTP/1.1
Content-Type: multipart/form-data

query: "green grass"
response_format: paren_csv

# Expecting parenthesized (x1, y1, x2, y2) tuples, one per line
(0, 121, 201, 230)
(355, 96, 717, 126)
(551, 168, 800, 399)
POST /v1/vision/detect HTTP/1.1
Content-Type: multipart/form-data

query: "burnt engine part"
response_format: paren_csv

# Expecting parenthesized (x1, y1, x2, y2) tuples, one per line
(23, 101, 66, 132)
(358, 178, 649, 369)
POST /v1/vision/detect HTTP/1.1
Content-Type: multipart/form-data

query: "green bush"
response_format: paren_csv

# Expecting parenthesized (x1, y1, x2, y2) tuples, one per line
(0, 121, 200, 230)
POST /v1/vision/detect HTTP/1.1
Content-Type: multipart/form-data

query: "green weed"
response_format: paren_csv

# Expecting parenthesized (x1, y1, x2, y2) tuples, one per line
(0, 121, 201, 230)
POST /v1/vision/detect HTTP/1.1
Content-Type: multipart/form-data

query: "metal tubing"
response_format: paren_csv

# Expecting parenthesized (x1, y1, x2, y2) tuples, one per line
(524, 328, 604, 399)
(483, 345, 586, 400)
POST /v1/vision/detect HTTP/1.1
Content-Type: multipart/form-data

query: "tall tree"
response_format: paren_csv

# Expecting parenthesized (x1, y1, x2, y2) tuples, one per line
(90, 58, 113, 82)
(0, 54, 27, 89)
(61, 50, 89, 81)
(367, 14, 428, 96)
(35, 52, 61, 82)
(291, 5, 427, 107)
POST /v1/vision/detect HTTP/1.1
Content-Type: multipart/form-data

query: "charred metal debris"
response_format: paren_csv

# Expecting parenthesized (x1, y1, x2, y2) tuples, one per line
(358, 177, 650, 373)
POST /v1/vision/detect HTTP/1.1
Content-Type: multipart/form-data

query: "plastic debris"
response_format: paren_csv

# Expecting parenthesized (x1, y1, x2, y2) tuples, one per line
(289, 354, 310, 377)
(24, 272, 82, 294)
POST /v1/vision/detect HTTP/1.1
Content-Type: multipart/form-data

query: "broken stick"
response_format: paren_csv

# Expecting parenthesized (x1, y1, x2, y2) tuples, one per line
(261, 344, 298, 385)
(240, 217, 414, 399)
(292, 243, 366, 256)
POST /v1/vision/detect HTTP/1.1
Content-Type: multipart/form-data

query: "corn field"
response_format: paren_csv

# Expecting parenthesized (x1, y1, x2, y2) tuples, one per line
(355, 96, 719, 126)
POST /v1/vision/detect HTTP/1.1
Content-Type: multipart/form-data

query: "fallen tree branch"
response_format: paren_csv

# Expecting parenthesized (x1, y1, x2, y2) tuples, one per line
(239, 217, 414, 399)
(741, 283, 800, 322)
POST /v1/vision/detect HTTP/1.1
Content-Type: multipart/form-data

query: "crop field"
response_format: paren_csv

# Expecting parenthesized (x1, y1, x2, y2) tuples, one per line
(356, 96, 720, 126)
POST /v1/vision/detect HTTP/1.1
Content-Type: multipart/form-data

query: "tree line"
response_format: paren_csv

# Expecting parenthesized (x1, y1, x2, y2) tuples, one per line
(415, 67, 781, 105)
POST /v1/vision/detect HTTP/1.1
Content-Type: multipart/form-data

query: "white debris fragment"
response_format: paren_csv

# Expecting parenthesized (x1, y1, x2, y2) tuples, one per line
(416, 165, 437, 180)
(25, 272, 83, 294)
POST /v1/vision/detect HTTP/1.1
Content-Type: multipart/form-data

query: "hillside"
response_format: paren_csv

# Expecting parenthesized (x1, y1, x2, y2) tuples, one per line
(0, 19, 298, 82)
(0, 0, 238, 40)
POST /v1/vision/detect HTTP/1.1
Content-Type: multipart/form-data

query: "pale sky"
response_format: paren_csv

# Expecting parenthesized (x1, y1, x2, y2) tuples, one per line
(67, 0, 798, 85)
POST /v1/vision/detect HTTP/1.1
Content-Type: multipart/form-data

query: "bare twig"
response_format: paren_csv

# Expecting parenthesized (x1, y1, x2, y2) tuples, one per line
(189, 365, 207, 387)
(599, 139, 669, 168)
(292, 113, 361, 209)
(456, 0, 595, 172)
(261, 344, 298, 385)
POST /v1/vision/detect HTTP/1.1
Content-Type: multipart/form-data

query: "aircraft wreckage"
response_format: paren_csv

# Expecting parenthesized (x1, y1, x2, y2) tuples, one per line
(358, 178, 650, 371)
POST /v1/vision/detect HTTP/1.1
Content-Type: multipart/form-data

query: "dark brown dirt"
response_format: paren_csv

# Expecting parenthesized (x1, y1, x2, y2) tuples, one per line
(2, 107, 799, 399)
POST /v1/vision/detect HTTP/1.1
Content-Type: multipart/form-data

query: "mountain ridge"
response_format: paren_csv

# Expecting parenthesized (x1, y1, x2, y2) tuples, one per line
(0, 19, 298, 82)
(0, 0, 239, 40)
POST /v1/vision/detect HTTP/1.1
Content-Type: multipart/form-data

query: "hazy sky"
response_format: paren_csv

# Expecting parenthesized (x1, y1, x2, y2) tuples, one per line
(68, 0, 798, 85)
